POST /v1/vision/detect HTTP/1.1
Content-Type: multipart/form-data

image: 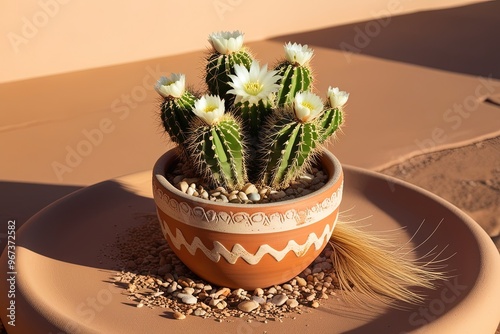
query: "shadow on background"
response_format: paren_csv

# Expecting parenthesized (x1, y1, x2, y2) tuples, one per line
(0, 181, 82, 250)
(271, 2, 500, 79)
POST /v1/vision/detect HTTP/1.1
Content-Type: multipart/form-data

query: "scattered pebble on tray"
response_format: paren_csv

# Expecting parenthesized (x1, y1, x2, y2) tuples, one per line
(106, 214, 342, 323)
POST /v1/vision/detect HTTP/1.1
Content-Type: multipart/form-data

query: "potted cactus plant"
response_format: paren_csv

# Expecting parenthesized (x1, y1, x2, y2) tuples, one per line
(152, 31, 347, 290)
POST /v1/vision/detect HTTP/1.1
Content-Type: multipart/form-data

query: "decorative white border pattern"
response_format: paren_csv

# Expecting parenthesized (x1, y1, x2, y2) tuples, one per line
(153, 181, 343, 234)
(158, 211, 338, 265)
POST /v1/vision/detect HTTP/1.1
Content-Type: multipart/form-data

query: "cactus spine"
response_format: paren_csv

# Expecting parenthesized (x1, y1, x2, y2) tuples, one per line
(259, 110, 321, 189)
(160, 91, 197, 144)
(275, 61, 313, 107)
(318, 107, 343, 144)
(234, 99, 273, 137)
(206, 50, 253, 100)
(187, 115, 247, 190)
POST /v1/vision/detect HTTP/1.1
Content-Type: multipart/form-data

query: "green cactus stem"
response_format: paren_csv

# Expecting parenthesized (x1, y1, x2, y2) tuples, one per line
(317, 107, 343, 144)
(233, 99, 273, 137)
(205, 50, 253, 100)
(187, 115, 247, 189)
(160, 91, 197, 145)
(259, 110, 321, 189)
(274, 61, 313, 107)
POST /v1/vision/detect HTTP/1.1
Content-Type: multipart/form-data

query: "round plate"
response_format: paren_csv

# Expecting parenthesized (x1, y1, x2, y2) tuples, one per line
(1, 166, 499, 333)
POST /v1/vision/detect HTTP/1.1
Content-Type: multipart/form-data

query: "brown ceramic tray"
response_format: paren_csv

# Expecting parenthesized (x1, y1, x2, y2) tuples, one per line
(2, 166, 499, 333)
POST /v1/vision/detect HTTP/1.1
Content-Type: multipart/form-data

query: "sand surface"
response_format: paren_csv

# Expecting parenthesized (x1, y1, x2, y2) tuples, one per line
(382, 136, 500, 250)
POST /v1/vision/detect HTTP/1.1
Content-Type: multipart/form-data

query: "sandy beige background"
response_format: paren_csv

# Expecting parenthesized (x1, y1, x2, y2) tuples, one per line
(0, 0, 489, 83)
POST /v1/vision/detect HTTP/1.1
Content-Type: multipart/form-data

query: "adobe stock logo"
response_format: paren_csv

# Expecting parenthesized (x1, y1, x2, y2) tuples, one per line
(407, 277, 467, 327)
(7, 0, 72, 53)
(213, 0, 244, 20)
(51, 65, 162, 181)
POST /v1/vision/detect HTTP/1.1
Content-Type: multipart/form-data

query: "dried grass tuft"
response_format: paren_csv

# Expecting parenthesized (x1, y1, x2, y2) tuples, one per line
(330, 217, 451, 309)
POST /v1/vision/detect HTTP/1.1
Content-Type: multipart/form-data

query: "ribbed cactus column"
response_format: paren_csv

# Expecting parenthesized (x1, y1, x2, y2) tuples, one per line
(259, 91, 325, 189)
(259, 111, 321, 189)
(318, 107, 343, 143)
(275, 43, 314, 107)
(235, 100, 272, 137)
(155, 74, 196, 146)
(206, 31, 253, 100)
(187, 95, 247, 189)
(160, 91, 196, 145)
(318, 86, 349, 143)
(188, 116, 246, 189)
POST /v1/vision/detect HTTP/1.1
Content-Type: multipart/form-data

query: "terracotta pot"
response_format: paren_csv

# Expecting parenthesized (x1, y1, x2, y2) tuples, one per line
(152, 149, 343, 290)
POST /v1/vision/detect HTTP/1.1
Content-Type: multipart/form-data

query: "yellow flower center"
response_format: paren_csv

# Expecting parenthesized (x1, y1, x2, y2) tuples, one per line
(204, 105, 218, 113)
(301, 101, 315, 111)
(244, 81, 263, 96)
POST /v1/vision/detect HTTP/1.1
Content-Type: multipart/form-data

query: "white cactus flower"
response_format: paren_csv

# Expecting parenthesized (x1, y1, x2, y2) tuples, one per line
(284, 42, 314, 66)
(327, 86, 349, 108)
(192, 94, 225, 126)
(293, 91, 324, 122)
(209, 31, 244, 55)
(155, 73, 185, 98)
(227, 60, 281, 106)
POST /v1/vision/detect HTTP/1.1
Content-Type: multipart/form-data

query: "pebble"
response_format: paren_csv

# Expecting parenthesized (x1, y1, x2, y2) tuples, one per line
(238, 300, 259, 312)
(178, 181, 189, 193)
(173, 311, 186, 320)
(178, 294, 197, 305)
(251, 296, 266, 305)
(296, 277, 307, 287)
(248, 192, 261, 202)
(219, 194, 229, 203)
(306, 293, 316, 301)
(194, 308, 206, 316)
(242, 183, 258, 195)
(168, 162, 328, 204)
(287, 299, 299, 308)
(271, 294, 288, 306)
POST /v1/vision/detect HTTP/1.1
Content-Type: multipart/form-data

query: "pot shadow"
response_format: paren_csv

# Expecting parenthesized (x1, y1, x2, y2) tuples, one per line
(0, 181, 82, 251)
(10, 179, 157, 271)
(270, 1, 500, 79)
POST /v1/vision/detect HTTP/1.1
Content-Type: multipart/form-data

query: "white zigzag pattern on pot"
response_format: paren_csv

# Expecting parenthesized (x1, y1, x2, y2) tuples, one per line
(158, 212, 338, 265)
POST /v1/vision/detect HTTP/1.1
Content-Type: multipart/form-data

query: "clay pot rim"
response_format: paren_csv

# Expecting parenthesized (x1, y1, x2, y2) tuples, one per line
(153, 148, 343, 209)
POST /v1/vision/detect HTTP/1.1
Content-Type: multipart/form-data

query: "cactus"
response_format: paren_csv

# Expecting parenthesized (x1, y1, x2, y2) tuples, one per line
(156, 74, 197, 145)
(258, 92, 325, 189)
(318, 86, 348, 143)
(233, 99, 272, 137)
(206, 31, 253, 101)
(159, 91, 197, 144)
(227, 60, 281, 138)
(274, 43, 314, 107)
(259, 111, 321, 189)
(155, 31, 349, 194)
(317, 107, 343, 143)
(186, 95, 247, 189)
